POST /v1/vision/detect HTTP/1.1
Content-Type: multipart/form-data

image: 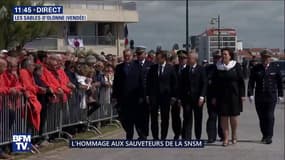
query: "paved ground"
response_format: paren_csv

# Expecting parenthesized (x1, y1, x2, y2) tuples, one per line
(28, 99, 284, 160)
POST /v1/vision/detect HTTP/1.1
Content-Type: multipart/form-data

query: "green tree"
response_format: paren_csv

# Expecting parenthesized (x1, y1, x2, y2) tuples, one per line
(0, 0, 55, 49)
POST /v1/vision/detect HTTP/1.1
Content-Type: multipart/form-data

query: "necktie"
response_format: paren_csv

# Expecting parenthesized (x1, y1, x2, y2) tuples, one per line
(179, 65, 182, 74)
(124, 63, 130, 74)
(189, 66, 193, 73)
(159, 65, 163, 76)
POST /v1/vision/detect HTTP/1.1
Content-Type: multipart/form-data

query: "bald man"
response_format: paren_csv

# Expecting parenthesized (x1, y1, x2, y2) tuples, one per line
(2, 57, 23, 94)
(0, 59, 10, 94)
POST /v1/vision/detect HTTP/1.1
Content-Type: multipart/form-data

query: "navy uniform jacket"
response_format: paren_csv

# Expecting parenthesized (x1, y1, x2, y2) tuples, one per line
(173, 64, 186, 97)
(112, 61, 143, 105)
(135, 60, 153, 97)
(248, 63, 283, 103)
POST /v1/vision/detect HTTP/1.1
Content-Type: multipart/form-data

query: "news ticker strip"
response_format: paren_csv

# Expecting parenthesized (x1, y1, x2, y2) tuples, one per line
(12, 6, 87, 21)
(13, 14, 87, 21)
(70, 140, 205, 148)
(13, 6, 63, 14)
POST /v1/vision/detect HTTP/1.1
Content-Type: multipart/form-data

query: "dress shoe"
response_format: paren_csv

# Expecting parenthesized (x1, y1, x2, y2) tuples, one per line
(174, 135, 180, 140)
(264, 138, 272, 144)
(261, 137, 266, 143)
(207, 139, 216, 143)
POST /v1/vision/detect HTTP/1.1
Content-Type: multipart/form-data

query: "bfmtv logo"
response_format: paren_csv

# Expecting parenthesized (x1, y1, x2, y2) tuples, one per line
(12, 134, 32, 152)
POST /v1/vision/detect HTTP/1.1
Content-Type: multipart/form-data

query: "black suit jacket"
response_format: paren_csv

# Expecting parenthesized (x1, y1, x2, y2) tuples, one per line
(205, 64, 217, 99)
(248, 63, 283, 102)
(112, 61, 143, 104)
(180, 64, 207, 102)
(146, 63, 177, 101)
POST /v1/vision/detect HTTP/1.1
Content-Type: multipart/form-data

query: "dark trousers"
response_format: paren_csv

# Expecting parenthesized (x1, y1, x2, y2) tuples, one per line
(39, 102, 48, 136)
(255, 101, 276, 139)
(206, 98, 223, 140)
(182, 98, 203, 140)
(150, 97, 171, 140)
(135, 100, 150, 139)
(171, 100, 182, 139)
(118, 101, 139, 140)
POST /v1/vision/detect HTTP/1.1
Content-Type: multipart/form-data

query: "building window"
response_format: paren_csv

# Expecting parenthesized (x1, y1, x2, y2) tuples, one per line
(210, 36, 218, 41)
(68, 22, 77, 35)
(210, 42, 218, 46)
(98, 23, 115, 45)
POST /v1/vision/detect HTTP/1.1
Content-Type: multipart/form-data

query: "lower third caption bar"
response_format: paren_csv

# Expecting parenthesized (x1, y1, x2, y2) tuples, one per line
(69, 140, 204, 148)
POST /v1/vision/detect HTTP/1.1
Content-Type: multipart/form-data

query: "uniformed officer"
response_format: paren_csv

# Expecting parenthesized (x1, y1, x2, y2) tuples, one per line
(172, 50, 187, 140)
(134, 46, 154, 140)
(248, 49, 284, 144)
(205, 50, 224, 143)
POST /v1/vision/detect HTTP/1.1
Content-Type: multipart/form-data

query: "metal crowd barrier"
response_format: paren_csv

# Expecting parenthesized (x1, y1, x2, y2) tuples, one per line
(0, 95, 27, 145)
(0, 89, 119, 149)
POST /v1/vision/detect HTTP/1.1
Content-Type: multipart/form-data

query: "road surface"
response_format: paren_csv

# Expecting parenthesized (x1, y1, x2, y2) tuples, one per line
(28, 100, 284, 160)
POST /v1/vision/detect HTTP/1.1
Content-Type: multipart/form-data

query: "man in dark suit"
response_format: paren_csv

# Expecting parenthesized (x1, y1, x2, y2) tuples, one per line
(205, 51, 224, 143)
(134, 46, 154, 140)
(181, 51, 207, 140)
(171, 50, 187, 140)
(146, 50, 177, 140)
(248, 49, 283, 144)
(112, 49, 143, 140)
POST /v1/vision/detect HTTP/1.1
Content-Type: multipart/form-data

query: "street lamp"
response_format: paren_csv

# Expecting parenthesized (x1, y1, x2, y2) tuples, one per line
(186, 0, 189, 53)
(210, 15, 221, 49)
(0, 6, 8, 20)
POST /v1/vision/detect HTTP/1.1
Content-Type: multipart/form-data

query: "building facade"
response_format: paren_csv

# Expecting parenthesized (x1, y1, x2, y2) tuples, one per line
(24, 0, 139, 55)
(191, 28, 237, 63)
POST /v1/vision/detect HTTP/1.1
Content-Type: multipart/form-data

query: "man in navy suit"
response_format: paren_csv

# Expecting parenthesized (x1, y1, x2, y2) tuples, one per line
(134, 46, 154, 140)
(112, 49, 143, 139)
(146, 50, 177, 140)
(248, 49, 283, 144)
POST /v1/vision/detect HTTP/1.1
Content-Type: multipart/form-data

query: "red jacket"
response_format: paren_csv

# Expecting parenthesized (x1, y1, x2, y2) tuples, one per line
(2, 70, 23, 91)
(0, 73, 9, 94)
(40, 65, 67, 102)
(19, 69, 42, 131)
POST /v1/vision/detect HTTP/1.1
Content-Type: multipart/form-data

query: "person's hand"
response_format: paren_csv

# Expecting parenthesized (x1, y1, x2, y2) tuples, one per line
(211, 98, 216, 106)
(80, 85, 88, 90)
(111, 98, 117, 103)
(105, 82, 112, 87)
(9, 88, 17, 95)
(170, 97, 176, 105)
(198, 97, 204, 107)
(146, 96, 150, 104)
(57, 88, 64, 95)
(249, 96, 254, 103)
(94, 82, 101, 87)
(177, 99, 182, 106)
(67, 83, 76, 89)
(24, 91, 30, 98)
(278, 97, 284, 103)
(39, 87, 46, 93)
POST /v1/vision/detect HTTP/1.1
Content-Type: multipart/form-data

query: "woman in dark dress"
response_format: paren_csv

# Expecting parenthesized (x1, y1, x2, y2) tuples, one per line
(212, 48, 245, 146)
